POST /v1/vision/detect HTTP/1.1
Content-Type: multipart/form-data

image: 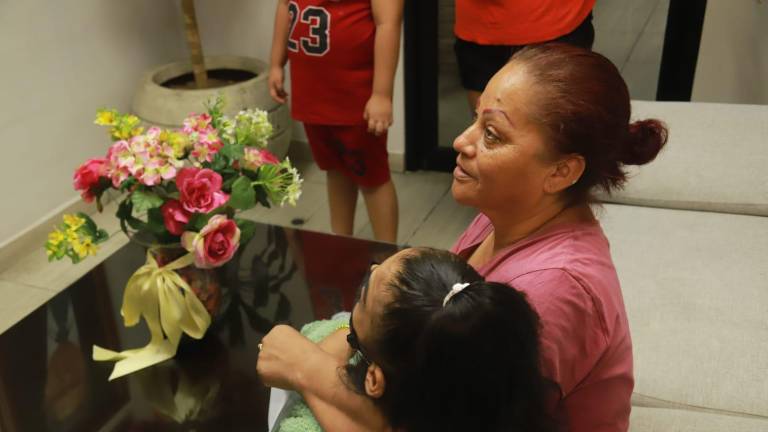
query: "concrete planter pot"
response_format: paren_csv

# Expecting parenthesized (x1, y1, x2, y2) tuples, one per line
(132, 55, 291, 158)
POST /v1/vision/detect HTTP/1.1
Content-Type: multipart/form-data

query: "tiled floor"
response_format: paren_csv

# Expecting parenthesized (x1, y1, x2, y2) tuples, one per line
(0, 158, 477, 332)
(240, 158, 478, 249)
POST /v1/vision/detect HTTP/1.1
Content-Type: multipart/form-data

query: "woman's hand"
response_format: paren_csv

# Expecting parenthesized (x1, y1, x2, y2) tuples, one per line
(256, 324, 324, 390)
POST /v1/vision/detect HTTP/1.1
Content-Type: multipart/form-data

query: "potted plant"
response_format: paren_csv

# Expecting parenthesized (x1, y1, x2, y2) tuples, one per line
(132, 0, 292, 157)
(45, 97, 302, 380)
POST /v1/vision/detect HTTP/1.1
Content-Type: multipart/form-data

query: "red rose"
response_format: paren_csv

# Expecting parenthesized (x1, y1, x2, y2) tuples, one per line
(73, 158, 108, 202)
(176, 167, 229, 213)
(181, 215, 240, 268)
(160, 199, 191, 236)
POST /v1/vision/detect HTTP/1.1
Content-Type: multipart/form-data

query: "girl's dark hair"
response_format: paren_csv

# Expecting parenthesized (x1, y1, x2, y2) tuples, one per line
(510, 43, 668, 201)
(345, 248, 553, 432)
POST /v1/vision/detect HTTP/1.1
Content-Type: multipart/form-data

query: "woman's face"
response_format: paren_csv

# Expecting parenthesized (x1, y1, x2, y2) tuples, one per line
(451, 64, 556, 214)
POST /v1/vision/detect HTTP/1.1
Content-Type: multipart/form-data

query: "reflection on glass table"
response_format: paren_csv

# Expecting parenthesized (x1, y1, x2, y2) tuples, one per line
(0, 223, 400, 431)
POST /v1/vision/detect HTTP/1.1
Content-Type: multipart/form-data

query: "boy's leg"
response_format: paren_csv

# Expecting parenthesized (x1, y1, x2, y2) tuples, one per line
(326, 169, 358, 236)
(360, 180, 398, 243)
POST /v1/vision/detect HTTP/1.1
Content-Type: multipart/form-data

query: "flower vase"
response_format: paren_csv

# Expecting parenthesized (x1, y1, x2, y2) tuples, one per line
(151, 246, 222, 319)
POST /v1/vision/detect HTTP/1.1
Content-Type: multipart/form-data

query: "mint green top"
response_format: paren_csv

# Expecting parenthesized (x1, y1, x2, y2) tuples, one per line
(274, 313, 352, 432)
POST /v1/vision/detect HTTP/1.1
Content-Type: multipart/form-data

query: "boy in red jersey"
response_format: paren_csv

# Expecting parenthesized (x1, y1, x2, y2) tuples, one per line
(269, 0, 403, 243)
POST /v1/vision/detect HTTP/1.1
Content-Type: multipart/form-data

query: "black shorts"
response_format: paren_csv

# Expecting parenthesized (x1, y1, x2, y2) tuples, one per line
(455, 12, 595, 92)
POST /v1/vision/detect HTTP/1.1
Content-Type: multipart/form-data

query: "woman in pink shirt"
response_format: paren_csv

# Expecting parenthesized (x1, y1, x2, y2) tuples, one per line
(257, 43, 667, 431)
(449, 43, 667, 431)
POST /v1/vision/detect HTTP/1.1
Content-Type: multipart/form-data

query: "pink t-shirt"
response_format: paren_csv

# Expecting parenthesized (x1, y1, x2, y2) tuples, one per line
(451, 214, 633, 432)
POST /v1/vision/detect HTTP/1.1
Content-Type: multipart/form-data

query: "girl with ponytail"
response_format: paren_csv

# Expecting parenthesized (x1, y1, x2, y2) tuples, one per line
(263, 247, 552, 432)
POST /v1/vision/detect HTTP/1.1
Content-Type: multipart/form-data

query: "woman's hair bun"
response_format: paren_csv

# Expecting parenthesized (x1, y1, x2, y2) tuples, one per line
(621, 119, 668, 166)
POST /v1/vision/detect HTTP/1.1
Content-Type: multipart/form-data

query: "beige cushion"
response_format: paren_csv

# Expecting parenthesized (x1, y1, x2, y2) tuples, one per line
(597, 101, 768, 216)
(599, 204, 768, 417)
(630, 407, 768, 432)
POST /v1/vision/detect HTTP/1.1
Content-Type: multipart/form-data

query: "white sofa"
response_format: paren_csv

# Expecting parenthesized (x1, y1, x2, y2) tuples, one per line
(598, 101, 768, 431)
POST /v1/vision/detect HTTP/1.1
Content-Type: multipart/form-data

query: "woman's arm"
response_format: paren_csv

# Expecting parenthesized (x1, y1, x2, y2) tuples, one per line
(258, 326, 391, 431)
(303, 330, 391, 431)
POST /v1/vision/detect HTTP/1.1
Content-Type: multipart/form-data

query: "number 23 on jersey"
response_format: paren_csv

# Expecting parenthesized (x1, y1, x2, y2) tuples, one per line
(288, 2, 331, 56)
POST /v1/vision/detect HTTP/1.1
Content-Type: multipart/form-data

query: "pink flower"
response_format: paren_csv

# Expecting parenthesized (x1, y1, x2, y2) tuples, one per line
(106, 141, 133, 187)
(176, 167, 229, 213)
(242, 148, 280, 171)
(182, 113, 212, 134)
(160, 200, 191, 236)
(189, 128, 223, 163)
(73, 158, 108, 202)
(181, 215, 240, 268)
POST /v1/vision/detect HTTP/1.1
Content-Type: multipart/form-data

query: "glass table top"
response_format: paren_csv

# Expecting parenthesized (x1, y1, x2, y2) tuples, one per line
(0, 223, 400, 432)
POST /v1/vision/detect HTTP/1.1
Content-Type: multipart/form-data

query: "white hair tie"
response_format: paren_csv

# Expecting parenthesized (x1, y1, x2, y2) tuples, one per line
(443, 282, 470, 307)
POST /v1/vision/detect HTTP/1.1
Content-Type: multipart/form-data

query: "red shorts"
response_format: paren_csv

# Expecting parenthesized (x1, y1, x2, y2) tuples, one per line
(303, 123, 391, 188)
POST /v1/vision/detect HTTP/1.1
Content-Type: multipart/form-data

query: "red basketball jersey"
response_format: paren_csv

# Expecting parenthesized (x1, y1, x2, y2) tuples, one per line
(287, 0, 375, 125)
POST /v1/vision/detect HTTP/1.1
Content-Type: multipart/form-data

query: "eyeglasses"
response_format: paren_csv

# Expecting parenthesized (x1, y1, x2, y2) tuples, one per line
(346, 263, 377, 366)
(347, 308, 373, 367)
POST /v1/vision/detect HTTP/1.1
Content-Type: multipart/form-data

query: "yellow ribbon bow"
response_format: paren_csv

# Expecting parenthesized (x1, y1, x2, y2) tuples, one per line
(93, 249, 212, 380)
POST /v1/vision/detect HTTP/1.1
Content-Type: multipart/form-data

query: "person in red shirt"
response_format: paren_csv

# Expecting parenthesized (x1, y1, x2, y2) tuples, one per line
(454, 0, 596, 110)
(269, 0, 403, 242)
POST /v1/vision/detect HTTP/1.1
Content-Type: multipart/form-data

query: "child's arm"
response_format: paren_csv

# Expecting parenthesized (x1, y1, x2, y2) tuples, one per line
(269, 0, 292, 103)
(364, 0, 405, 136)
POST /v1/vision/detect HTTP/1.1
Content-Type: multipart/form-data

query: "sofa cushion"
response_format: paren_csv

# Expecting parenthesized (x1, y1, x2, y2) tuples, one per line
(630, 407, 768, 432)
(599, 204, 768, 417)
(597, 101, 768, 216)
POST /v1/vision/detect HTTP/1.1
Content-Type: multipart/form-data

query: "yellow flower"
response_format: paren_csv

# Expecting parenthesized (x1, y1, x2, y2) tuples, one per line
(71, 237, 97, 259)
(168, 132, 190, 158)
(48, 229, 65, 246)
(130, 127, 144, 138)
(95, 109, 117, 126)
(125, 114, 141, 126)
(63, 214, 85, 231)
(66, 230, 79, 244)
(71, 238, 86, 259)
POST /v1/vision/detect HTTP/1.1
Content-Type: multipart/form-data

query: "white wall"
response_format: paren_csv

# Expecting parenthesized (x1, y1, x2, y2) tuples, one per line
(692, 0, 768, 104)
(0, 0, 406, 247)
(192, 0, 406, 154)
(0, 1, 188, 246)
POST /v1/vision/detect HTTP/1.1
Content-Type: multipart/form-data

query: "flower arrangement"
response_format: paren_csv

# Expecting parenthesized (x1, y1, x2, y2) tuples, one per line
(46, 97, 302, 380)
(47, 96, 301, 267)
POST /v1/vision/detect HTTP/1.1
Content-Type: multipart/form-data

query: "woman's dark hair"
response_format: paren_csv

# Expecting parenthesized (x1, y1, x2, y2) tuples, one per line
(510, 43, 668, 201)
(345, 248, 553, 432)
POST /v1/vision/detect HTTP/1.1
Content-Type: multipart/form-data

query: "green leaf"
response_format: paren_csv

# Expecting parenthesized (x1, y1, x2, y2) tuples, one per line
(222, 173, 239, 192)
(94, 229, 110, 243)
(119, 177, 138, 192)
(221, 142, 244, 161)
(235, 218, 257, 247)
(229, 176, 256, 210)
(116, 198, 132, 219)
(126, 216, 148, 232)
(255, 187, 271, 208)
(131, 190, 164, 213)
(210, 153, 227, 171)
(146, 208, 168, 235)
(189, 213, 213, 231)
(77, 212, 99, 235)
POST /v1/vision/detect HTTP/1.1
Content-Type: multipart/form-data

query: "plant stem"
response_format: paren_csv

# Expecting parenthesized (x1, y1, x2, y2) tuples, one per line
(181, 0, 208, 89)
